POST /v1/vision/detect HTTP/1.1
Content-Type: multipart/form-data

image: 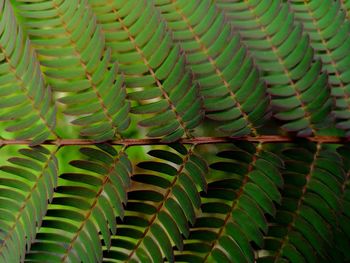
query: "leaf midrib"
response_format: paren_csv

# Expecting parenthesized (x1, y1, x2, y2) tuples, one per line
(109, 1, 193, 139)
(60, 150, 124, 262)
(125, 146, 194, 262)
(202, 142, 262, 262)
(227, 0, 317, 134)
(50, 0, 120, 136)
(273, 142, 321, 261)
(168, 0, 258, 136)
(0, 148, 57, 257)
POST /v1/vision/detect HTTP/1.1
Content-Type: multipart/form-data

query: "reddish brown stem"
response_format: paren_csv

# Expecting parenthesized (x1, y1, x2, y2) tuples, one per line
(0, 136, 347, 146)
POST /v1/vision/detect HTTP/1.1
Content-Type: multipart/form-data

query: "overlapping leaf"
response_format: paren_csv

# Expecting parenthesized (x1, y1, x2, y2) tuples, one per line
(24, 145, 132, 262)
(102, 145, 208, 262)
(12, 0, 130, 140)
(0, 0, 349, 262)
(171, 142, 283, 262)
(288, 0, 350, 136)
(215, 0, 333, 136)
(0, 146, 58, 262)
(257, 143, 345, 262)
(330, 145, 350, 262)
(0, 0, 56, 144)
(154, 0, 270, 136)
(88, 0, 204, 142)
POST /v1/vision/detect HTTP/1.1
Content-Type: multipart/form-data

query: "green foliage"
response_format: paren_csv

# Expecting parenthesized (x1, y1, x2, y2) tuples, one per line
(89, 0, 204, 141)
(0, 1, 56, 144)
(215, 0, 333, 136)
(13, 0, 130, 141)
(0, 0, 350, 262)
(154, 0, 269, 136)
(0, 146, 57, 262)
(289, 0, 350, 136)
(258, 143, 345, 262)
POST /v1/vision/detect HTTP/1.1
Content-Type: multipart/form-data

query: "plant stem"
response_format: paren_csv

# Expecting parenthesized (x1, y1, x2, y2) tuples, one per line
(0, 136, 347, 146)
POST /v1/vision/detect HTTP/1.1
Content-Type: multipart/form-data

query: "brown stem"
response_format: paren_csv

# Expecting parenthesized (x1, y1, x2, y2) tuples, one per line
(0, 136, 347, 146)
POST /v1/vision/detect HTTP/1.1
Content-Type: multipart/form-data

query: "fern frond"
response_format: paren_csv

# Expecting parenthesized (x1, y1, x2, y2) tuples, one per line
(0, 146, 58, 262)
(174, 142, 282, 262)
(0, 1, 349, 261)
(12, 0, 130, 141)
(288, 0, 350, 136)
(330, 145, 350, 261)
(154, 0, 270, 137)
(257, 143, 345, 262)
(215, 0, 332, 136)
(0, 1, 57, 144)
(88, 0, 204, 142)
(102, 145, 208, 262)
(24, 145, 132, 262)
